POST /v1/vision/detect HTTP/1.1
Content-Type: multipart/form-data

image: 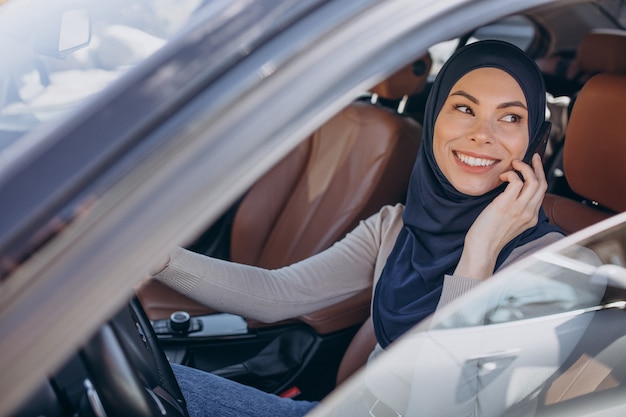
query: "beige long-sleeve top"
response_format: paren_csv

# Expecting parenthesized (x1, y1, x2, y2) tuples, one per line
(154, 204, 563, 324)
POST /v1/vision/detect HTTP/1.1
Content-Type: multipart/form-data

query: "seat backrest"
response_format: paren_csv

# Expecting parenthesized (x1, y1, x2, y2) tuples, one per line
(137, 55, 431, 322)
(575, 30, 626, 76)
(543, 72, 626, 234)
(235, 56, 431, 336)
(231, 93, 425, 269)
(541, 30, 626, 165)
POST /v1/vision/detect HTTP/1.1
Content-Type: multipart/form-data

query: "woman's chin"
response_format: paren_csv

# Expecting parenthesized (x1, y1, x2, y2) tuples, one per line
(452, 180, 501, 196)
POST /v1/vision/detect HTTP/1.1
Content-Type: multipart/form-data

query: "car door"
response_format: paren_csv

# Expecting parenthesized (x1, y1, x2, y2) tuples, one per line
(1, 0, 563, 414)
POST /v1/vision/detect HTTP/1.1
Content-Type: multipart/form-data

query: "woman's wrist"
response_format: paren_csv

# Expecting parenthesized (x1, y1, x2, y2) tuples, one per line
(454, 244, 497, 280)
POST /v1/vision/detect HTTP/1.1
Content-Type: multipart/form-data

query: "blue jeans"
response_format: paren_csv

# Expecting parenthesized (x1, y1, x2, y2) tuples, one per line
(171, 363, 319, 417)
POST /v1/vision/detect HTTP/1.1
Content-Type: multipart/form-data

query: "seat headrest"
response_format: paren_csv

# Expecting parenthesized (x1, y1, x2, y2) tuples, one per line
(576, 30, 626, 75)
(370, 53, 432, 99)
(563, 73, 626, 213)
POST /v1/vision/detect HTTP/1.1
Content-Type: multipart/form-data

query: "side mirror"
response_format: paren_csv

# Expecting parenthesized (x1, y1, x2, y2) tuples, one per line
(58, 9, 91, 57)
(34, 8, 91, 59)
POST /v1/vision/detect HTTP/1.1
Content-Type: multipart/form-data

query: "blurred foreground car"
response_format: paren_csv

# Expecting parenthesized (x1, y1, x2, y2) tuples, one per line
(1, 0, 626, 416)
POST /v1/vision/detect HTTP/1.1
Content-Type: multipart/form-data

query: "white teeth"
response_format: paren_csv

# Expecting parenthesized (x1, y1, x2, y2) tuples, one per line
(455, 151, 496, 167)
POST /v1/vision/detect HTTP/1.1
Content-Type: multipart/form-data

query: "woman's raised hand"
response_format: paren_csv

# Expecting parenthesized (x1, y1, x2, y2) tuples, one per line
(454, 153, 547, 279)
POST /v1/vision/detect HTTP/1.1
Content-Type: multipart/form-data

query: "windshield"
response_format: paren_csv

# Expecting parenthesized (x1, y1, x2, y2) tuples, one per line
(0, 0, 204, 154)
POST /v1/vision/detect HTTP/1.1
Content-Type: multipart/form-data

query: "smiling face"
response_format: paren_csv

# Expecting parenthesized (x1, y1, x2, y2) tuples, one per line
(433, 67, 529, 196)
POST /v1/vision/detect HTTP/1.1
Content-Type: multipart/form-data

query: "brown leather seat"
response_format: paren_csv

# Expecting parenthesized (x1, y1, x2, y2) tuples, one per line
(137, 54, 431, 339)
(541, 31, 626, 164)
(543, 72, 626, 233)
(575, 30, 626, 76)
(542, 32, 626, 234)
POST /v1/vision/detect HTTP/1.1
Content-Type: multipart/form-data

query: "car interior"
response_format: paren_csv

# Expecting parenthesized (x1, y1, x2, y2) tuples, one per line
(135, 25, 626, 400)
(132, 12, 626, 406)
(136, 53, 432, 399)
(7, 1, 626, 416)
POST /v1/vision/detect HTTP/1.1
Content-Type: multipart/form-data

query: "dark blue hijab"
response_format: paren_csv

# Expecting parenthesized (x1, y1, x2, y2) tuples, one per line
(372, 40, 562, 348)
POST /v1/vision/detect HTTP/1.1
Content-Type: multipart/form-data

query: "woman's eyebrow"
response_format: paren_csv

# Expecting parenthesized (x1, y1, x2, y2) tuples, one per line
(497, 101, 528, 111)
(450, 90, 528, 111)
(450, 90, 477, 103)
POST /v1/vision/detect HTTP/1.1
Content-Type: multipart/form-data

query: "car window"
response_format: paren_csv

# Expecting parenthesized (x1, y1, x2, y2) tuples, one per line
(0, 0, 204, 154)
(432, 251, 606, 329)
(432, 221, 626, 330)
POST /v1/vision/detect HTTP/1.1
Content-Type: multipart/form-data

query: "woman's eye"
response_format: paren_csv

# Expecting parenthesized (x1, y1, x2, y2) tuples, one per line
(502, 114, 522, 123)
(454, 105, 473, 115)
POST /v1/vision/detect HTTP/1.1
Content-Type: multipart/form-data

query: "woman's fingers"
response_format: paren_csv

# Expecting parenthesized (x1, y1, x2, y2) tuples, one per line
(532, 153, 547, 183)
(514, 155, 548, 208)
(505, 156, 546, 199)
(474, 156, 548, 229)
(491, 156, 546, 229)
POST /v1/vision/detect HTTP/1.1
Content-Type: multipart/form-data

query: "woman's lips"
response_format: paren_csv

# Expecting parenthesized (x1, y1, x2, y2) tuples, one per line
(454, 151, 499, 167)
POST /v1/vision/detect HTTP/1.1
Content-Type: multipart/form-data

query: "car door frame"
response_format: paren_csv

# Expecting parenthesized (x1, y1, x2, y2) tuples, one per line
(0, 0, 559, 414)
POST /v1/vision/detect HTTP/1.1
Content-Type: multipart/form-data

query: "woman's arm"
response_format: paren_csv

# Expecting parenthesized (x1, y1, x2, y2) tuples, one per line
(151, 206, 399, 323)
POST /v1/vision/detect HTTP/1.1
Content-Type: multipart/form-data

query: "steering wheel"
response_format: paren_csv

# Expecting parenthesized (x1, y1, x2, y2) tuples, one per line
(81, 297, 188, 417)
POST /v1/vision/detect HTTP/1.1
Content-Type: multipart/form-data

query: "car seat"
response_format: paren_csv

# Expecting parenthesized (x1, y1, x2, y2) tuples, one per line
(542, 60, 626, 232)
(545, 30, 626, 201)
(573, 30, 626, 78)
(137, 54, 432, 339)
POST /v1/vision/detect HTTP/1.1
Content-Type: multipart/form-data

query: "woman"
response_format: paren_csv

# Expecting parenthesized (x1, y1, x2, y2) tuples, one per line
(150, 40, 563, 417)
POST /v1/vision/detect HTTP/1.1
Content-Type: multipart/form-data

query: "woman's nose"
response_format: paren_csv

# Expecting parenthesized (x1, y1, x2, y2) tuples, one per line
(470, 119, 494, 144)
